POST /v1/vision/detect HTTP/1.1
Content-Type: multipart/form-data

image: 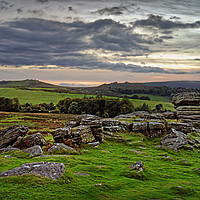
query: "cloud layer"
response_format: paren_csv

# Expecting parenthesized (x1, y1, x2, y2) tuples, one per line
(0, 17, 199, 74)
(0, 0, 199, 81)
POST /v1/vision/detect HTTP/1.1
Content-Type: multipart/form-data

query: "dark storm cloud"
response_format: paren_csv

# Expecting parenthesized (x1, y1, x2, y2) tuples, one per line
(92, 6, 128, 15)
(0, 18, 151, 62)
(17, 8, 23, 13)
(0, 18, 195, 74)
(170, 16, 181, 20)
(93, 6, 128, 15)
(28, 9, 44, 16)
(134, 14, 200, 29)
(36, 0, 48, 3)
(0, 0, 14, 10)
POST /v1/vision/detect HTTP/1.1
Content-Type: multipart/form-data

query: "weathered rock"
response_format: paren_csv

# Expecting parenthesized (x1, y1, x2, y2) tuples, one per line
(48, 143, 76, 153)
(134, 118, 146, 122)
(13, 133, 46, 149)
(103, 126, 122, 132)
(162, 111, 177, 119)
(160, 129, 193, 151)
(76, 114, 100, 124)
(167, 122, 195, 134)
(53, 115, 104, 146)
(148, 114, 164, 120)
(91, 126, 104, 142)
(148, 122, 165, 137)
(64, 121, 77, 128)
(0, 146, 20, 153)
(87, 141, 100, 147)
(149, 122, 165, 130)
(132, 111, 150, 118)
(114, 113, 136, 119)
(51, 127, 72, 143)
(101, 119, 120, 126)
(0, 125, 28, 148)
(119, 121, 132, 130)
(71, 125, 95, 144)
(0, 162, 65, 180)
(129, 161, 144, 172)
(132, 122, 148, 132)
(172, 92, 200, 108)
(23, 145, 43, 157)
(132, 122, 166, 137)
(172, 92, 200, 122)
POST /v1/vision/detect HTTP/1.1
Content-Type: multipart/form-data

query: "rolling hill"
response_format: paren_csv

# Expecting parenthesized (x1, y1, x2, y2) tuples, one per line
(0, 79, 62, 88)
(0, 80, 199, 99)
(144, 81, 200, 89)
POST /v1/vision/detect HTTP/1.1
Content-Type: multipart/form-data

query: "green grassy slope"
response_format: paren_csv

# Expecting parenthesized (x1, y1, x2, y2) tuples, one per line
(0, 88, 175, 110)
(0, 88, 92, 104)
(0, 79, 61, 88)
(0, 112, 199, 199)
(129, 94, 170, 102)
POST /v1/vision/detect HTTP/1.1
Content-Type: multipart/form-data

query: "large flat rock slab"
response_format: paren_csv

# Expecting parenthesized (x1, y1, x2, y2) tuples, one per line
(0, 162, 65, 180)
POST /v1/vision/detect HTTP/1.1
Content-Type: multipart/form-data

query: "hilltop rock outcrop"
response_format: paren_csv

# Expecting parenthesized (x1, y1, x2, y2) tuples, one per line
(172, 92, 200, 122)
(52, 114, 104, 146)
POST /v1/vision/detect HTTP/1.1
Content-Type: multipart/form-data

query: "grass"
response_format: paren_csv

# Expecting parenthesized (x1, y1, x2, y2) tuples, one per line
(0, 88, 175, 111)
(0, 112, 200, 199)
(0, 112, 76, 131)
(128, 93, 170, 102)
(0, 88, 93, 104)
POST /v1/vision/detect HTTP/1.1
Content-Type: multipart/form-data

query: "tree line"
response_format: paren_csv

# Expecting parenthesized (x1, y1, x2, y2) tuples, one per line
(0, 96, 166, 117)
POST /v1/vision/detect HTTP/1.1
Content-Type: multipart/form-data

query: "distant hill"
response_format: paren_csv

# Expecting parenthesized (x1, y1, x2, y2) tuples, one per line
(1, 79, 199, 98)
(144, 81, 200, 89)
(0, 79, 61, 88)
(75, 81, 199, 97)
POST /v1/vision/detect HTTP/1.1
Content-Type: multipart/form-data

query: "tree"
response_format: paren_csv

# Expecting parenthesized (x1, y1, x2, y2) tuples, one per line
(68, 102, 79, 114)
(131, 94, 139, 99)
(139, 96, 151, 100)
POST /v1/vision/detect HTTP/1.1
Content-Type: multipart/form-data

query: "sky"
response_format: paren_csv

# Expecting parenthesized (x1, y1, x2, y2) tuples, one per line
(0, 0, 199, 86)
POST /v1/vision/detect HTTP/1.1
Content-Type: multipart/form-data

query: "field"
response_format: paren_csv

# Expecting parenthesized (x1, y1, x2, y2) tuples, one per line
(0, 112, 200, 199)
(0, 88, 175, 111)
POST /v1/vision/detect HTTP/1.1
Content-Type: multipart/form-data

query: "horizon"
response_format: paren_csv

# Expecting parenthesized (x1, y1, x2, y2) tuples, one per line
(1, 78, 200, 88)
(0, 0, 199, 84)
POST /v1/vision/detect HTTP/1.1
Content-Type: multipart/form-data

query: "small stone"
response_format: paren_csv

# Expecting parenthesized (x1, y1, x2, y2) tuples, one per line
(129, 149, 142, 154)
(101, 150, 111, 153)
(129, 161, 144, 172)
(94, 183, 103, 186)
(4, 155, 12, 158)
(75, 172, 90, 176)
(87, 141, 100, 147)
